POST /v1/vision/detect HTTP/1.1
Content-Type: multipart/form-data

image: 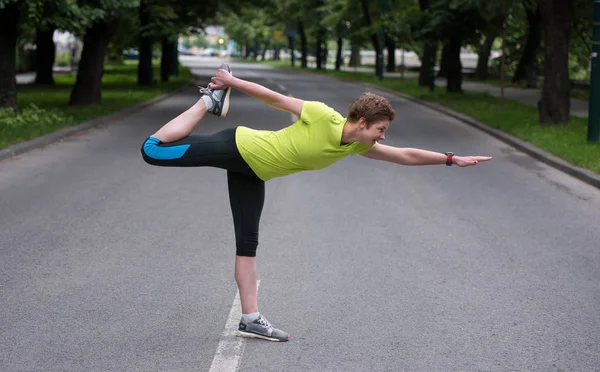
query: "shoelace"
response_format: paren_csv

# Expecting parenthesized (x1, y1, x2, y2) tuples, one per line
(198, 86, 212, 94)
(257, 316, 273, 330)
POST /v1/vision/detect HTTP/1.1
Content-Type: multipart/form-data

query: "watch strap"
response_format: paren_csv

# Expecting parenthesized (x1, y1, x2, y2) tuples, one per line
(445, 152, 454, 166)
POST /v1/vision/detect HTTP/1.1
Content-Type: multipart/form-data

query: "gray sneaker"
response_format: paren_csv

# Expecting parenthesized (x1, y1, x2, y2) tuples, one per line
(199, 63, 232, 117)
(237, 315, 290, 342)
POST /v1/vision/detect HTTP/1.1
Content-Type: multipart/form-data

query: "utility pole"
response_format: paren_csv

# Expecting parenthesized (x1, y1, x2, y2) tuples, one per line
(588, 0, 600, 143)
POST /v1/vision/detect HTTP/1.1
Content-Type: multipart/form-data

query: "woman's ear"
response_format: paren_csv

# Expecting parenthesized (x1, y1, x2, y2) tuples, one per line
(358, 117, 367, 129)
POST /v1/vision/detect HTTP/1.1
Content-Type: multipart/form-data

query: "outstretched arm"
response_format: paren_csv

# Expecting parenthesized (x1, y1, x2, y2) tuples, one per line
(209, 68, 304, 117)
(362, 143, 492, 167)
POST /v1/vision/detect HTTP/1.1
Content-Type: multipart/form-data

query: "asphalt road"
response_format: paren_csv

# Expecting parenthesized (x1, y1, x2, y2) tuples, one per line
(1, 57, 599, 372)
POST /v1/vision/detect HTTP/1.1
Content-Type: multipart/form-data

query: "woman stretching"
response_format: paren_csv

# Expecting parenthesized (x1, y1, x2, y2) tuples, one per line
(141, 63, 492, 342)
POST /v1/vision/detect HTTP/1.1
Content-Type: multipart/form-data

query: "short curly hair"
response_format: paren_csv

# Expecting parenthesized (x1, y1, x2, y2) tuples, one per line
(347, 92, 395, 126)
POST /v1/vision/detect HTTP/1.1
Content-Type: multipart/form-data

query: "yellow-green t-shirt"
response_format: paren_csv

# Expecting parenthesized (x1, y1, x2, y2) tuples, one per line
(235, 101, 373, 181)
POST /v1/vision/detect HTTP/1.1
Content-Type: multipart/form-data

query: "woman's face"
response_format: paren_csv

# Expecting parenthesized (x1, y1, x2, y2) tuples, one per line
(360, 120, 390, 146)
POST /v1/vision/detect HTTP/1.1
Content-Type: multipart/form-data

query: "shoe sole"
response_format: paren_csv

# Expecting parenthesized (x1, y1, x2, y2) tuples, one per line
(220, 86, 231, 118)
(220, 64, 232, 118)
(236, 330, 289, 342)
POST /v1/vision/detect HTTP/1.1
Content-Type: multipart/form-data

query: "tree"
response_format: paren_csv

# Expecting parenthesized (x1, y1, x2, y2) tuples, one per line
(418, 0, 509, 92)
(360, 0, 384, 78)
(380, 0, 419, 73)
(138, 0, 154, 86)
(474, 11, 507, 80)
(512, 0, 541, 84)
(416, 0, 437, 87)
(34, 26, 57, 85)
(0, 0, 95, 109)
(537, 0, 574, 124)
(69, 0, 136, 106)
(30, 0, 85, 85)
(0, 0, 20, 110)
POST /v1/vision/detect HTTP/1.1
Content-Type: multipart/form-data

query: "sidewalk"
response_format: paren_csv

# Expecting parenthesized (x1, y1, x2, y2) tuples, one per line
(334, 65, 590, 119)
(16, 67, 76, 85)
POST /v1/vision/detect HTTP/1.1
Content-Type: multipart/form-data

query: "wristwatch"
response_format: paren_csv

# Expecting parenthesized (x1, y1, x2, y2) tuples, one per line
(445, 152, 454, 166)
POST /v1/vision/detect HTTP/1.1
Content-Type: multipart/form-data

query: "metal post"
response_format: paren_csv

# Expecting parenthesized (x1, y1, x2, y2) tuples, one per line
(588, 0, 600, 143)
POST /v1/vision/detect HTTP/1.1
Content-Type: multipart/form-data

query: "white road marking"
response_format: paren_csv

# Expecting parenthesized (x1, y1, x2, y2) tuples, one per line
(208, 280, 261, 372)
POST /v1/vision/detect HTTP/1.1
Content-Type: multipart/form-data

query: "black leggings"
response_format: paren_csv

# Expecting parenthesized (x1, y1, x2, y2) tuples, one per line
(141, 128, 264, 257)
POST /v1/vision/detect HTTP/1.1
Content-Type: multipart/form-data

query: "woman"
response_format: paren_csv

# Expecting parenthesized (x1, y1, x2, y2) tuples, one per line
(141, 63, 492, 342)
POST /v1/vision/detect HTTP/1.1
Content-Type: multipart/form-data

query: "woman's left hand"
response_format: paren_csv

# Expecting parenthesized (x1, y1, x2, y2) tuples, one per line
(453, 156, 493, 167)
(209, 68, 234, 90)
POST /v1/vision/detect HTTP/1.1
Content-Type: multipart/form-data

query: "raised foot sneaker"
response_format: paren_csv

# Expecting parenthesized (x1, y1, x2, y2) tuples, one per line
(199, 63, 232, 118)
(237, 315, 290, 342)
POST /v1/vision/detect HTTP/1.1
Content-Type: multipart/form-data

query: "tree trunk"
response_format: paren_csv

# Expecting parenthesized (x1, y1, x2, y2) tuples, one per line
(335, 36, 343, 71)
(288, 36, 296, 67)
(34, 27, 56, 85)
(315, 33, 323, 69)
(161, 37, 174, 83)
(538, 0, 573, 124)
(349, 42, 361, 67)
(68, 18, 118, 106)
(0, 2, 20, 111)
(419, 43, 437, 86)
(418, 0, 435, 87)
(138, 0, 153, 86)
(476, 12, 506, 81)
(260, 41, 271, 61)
(446, 36, 463, 93)
(475, 35, 496, 80)
(252, 42, 259, 60)
(438, 43, 450, 78)
(299, 21, 308, 68)
(513, 3, 541, 84)
(138, 37, 154, 85)
(361, 0, 382, 77)
(386, 36, 395, 72)
(243, 41, 249, 58)
(274, 41, 280, 61)
(171, 42, 178, 77)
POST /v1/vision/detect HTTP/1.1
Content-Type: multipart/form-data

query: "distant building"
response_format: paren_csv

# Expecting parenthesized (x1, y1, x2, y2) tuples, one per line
(203, 26, 225, 46)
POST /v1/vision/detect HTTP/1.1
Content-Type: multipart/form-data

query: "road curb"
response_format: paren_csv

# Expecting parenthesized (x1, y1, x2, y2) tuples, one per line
(0, 82, 194, 162)
(363, 82, 600, 190)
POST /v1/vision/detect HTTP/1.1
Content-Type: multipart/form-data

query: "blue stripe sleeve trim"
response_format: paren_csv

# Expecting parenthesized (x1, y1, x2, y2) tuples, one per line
(143, 137, 190, 160)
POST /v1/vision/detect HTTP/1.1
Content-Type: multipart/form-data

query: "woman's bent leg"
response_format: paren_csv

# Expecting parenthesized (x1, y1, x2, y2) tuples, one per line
(141, 128, 253, 171)
(227, 170, 265, 314)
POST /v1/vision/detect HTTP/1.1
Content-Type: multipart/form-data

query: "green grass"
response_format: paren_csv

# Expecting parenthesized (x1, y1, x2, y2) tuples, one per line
(0, 63, 192, 150)
(261, 61, 600, 175)
(468, 77, 590, 102)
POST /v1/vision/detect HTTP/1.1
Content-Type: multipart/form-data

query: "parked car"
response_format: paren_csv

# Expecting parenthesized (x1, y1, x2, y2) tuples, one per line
(200, 48, 217, 57)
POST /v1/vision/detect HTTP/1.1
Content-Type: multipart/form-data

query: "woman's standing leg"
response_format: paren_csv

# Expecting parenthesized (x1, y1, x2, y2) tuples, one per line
(227, 170, 263, 314)
(227, 171, 289, 342)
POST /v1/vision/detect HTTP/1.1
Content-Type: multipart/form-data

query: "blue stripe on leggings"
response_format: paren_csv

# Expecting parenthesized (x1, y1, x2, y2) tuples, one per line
(143, 137, 190, 160)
